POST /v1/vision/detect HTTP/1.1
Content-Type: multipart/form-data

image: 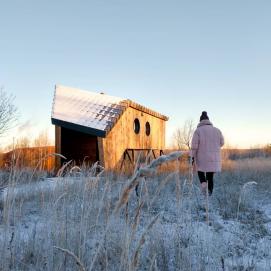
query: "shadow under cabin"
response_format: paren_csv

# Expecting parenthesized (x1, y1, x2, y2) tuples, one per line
(51, 85, 168, 171)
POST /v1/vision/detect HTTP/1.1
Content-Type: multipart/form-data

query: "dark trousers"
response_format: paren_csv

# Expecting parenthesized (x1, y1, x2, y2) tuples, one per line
(198, 171, 214, 194)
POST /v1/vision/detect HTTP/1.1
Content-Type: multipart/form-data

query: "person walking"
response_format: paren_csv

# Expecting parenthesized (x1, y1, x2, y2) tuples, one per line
(190, 111, 224, 196)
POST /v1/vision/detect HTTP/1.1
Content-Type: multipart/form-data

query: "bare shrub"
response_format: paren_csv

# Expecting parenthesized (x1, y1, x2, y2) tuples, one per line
(0, 88, 18, 136)
(172, 119, 195, 150)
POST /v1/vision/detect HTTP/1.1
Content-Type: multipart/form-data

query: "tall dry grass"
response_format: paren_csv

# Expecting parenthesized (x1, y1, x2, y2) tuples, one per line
(0, 153, 271, 270)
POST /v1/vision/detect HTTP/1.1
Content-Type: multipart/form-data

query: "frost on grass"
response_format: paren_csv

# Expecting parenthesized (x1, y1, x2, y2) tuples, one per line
(0, 156, 271, 270)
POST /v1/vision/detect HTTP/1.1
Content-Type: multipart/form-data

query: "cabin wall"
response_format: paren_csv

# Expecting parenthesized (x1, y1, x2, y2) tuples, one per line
(55, 126, 62, 169)
(102, 107, 166, 169)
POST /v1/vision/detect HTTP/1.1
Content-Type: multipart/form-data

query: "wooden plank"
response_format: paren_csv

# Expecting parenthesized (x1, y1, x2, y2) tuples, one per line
(120, 151, 126, 171)
(125, 100, 169, 121)
(152, 149, 156, 159)
(97, 137, 105, 168)
(55, 126, 61, 169)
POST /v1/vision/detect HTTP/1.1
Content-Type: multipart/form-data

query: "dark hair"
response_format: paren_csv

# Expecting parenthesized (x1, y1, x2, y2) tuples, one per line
(200, 111, 209, 121)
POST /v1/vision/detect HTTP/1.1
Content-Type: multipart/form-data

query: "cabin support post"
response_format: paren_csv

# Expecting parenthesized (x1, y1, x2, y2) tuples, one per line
(97, 137, 105, 168)
(55, 126, 62, 169)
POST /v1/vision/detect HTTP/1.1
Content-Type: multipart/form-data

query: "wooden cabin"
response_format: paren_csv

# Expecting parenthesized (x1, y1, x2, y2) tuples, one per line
(51, 85, 168, 170)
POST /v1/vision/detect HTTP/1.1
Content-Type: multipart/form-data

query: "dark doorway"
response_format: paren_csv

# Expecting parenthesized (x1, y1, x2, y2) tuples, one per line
(61, 127, 99, 166)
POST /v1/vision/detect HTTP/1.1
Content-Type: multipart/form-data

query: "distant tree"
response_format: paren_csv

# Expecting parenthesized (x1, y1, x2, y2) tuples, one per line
(16, 136, 31, 148)
(265, 143, 271, 155)
(0, 88, 18, 136)
(34, 130, 51, 147)
(173, 119, 195, 150)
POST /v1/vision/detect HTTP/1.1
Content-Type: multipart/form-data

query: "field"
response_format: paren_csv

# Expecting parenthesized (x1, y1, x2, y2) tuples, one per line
(1, 153, 271, 270)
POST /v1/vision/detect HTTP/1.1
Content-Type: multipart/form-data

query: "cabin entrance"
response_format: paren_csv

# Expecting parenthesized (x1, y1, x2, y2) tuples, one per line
(60, 127, 99, 166)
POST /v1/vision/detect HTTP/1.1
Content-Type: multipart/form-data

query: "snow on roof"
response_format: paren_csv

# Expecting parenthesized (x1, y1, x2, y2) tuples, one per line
(51, 85, 168, 137)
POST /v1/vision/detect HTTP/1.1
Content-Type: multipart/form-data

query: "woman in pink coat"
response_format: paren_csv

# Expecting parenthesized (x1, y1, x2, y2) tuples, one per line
(191, 111, 224, 196)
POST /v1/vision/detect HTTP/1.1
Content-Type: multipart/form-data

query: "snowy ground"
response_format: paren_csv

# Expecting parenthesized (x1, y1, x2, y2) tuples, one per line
(1, 157, 271, 270)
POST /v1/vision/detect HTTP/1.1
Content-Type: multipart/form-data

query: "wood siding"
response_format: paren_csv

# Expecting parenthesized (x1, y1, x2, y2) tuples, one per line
(102, 107, 166, 169)
(1, 146, 55, 171)
(55, 125, 62, 169)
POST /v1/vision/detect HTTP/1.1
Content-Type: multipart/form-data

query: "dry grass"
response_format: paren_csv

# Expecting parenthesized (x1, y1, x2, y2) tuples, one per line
(0, 154, 271, 270)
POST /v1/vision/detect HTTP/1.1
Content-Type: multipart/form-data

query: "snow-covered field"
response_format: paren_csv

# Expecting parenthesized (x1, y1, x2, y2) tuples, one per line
(1, 156, 271, 270)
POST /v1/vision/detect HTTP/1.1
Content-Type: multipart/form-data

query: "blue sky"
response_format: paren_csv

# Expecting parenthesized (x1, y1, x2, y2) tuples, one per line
(0, 0, 270, 148)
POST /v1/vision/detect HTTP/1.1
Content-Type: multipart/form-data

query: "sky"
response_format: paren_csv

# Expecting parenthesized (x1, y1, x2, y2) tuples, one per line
(0, 0, 271, 148)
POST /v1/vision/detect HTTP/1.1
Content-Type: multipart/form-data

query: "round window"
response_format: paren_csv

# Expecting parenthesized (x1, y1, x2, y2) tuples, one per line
(134, 118, 140, 134)
(145, 122, 151, 136)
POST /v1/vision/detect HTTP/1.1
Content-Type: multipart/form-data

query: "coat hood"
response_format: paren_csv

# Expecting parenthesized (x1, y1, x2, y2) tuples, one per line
(197, 119, 213, 128)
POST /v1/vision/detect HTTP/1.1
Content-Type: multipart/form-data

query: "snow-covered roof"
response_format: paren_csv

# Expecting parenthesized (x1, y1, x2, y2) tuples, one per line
(51, 85, 168, 137)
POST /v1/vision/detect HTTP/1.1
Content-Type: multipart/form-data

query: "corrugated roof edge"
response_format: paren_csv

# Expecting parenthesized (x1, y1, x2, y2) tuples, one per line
(122, 100, 169, 121)
(52, 118, 107, 138)
(51, 85, 58, 119)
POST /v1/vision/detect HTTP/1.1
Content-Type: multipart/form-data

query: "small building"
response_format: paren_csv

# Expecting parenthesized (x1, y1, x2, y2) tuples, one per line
(51, 85, 168, 170)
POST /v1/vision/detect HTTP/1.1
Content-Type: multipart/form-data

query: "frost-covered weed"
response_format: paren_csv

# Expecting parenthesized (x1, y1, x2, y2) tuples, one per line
(0, 156, 271, 270)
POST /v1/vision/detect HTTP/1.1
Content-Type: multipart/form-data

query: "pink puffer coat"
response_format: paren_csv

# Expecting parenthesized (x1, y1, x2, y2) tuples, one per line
(191, 120, 224, 172)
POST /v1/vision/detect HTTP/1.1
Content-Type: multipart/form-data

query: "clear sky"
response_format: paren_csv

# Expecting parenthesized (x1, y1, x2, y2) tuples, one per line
(0, 0, 270, 148)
